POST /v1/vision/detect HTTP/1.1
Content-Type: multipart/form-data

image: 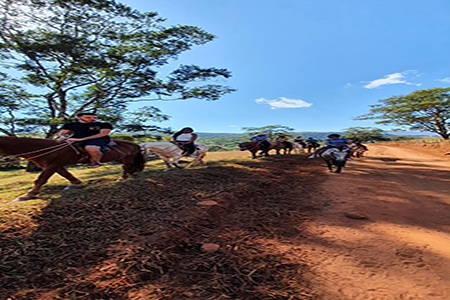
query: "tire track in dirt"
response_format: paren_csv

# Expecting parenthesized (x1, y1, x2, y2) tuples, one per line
(301, 145, 450, 300)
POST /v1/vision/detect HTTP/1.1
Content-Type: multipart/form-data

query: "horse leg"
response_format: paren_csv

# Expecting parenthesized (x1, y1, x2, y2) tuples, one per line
(14, 166, 58, 201)
(186, 157, 200, 168)
(161, 157, 174, 171)
(198, 153, 206, 165)
(55, 167, 83, 190)
(117, 156, 135, 181)
(171, 154, 184, 169)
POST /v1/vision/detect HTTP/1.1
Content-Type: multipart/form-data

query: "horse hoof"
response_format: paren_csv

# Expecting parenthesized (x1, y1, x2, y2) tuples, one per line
(63, 184, 83, 190)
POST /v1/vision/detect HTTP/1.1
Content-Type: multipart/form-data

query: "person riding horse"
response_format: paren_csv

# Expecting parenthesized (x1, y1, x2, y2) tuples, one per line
(172, 127, 198, 157)
(276, 135, 291, 147)
(308, 134, 352, 159)
(294, 136, 306, 148)
(56, 112, 113, 168)
(305, 137, 319, 147)
(250, 133, 270, 152)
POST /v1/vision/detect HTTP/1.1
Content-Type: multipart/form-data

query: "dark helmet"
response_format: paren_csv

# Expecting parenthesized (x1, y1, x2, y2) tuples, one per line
(327, 134, 341, 138)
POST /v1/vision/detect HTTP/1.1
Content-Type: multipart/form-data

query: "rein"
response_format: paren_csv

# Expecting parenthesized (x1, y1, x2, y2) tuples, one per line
(0, 142, 80, 165)
(110, 146, 127, 160)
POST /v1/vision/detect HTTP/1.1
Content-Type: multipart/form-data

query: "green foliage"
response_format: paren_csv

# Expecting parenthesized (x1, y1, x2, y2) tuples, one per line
(241, 125, 295, 140)
(342, 127, 388, 142)
(0, 0, 235, 137)
(0, 155, 23, 170)
(356, 88, 450, 139)
(197, 136, 244, 151)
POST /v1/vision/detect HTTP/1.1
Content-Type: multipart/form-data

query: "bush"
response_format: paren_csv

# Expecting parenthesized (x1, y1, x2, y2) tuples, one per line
(0, 155, 23, 170)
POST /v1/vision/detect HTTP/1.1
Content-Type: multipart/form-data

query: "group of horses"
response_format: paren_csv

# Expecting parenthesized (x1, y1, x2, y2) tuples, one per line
(0, 136, 367, 201)
(238, 140, 319, 158)
(239, 140, 368, 173)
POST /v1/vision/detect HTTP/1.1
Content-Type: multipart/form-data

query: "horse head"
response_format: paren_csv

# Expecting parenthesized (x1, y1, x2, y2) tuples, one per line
(323, 148, 347, 161)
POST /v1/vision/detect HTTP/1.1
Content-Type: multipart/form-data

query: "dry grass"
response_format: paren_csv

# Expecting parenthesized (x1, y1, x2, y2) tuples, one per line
(0, 151, 327, 300)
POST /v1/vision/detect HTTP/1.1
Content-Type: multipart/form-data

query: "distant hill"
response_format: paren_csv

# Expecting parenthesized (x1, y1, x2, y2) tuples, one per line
(198, 131, 439, 139)
(198, 132, 343, 139)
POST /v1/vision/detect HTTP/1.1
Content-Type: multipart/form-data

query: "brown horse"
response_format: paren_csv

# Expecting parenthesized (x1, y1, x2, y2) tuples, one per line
(275, 141, 293, 155)
(238, 141, 279, 159)
(0, 137, 145, 201)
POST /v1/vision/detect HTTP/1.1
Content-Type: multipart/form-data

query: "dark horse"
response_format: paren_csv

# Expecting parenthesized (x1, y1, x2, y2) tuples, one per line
(275, 141, 293, 155)
(238, 141, 279, 159)
(305, 142, 320, 154)
(0, 137, 145, 201)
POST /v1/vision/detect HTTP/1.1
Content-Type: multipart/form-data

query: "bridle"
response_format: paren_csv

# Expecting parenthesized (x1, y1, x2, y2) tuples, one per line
(0, 142, 80, 165)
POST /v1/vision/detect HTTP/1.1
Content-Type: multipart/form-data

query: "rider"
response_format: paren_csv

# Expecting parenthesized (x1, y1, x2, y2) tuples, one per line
(293, 136, 306, 147)
(172, 127, 198, 157)
(57, 112, 113, 168)
(308, 134, 352, 159)
(250, 132, 270, 152)
(276, 135, 291, 148)
(305, 137, 319, 146)
(351, 138, 369, 150)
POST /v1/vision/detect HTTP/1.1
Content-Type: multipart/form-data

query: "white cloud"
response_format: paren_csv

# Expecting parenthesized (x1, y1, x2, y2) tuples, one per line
(228, 125, 239, 128)
(254, 97, 313, 109)
(436, 77, 450, 83)
(362, 71, 422, 89)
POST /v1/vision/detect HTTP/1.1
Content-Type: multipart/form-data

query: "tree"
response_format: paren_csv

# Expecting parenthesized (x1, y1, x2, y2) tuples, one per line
(342, 127, 387, 142)
(241, 125, 295, 140)
(356, 88, 450, 139)
(0, 0, 235, 137)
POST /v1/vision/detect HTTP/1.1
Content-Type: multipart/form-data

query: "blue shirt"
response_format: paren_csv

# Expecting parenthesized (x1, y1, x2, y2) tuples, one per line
(326, 137, 350, 147)
(251, 135, 268, 142)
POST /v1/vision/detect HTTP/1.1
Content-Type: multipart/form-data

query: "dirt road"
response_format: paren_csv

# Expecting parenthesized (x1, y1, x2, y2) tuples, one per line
(302, 145, 450, 300)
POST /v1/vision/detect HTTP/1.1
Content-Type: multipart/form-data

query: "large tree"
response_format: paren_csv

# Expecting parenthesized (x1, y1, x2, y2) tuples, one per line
(0, 0, 235, 137)
(356, 88, 450, 139)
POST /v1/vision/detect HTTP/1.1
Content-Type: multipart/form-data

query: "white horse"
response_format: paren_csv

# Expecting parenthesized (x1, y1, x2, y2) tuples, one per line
(292, 142, 305, 154)
(319, 147, 348, 173)
(140, 142, 209, 170)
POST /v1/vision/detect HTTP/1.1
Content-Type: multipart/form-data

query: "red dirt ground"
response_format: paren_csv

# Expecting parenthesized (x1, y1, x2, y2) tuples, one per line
(1, 144, 450, 300)
(302, 144, 450, 300)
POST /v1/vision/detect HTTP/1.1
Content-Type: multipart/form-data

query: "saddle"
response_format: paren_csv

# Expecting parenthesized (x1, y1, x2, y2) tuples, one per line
(72, 141, 117, 163)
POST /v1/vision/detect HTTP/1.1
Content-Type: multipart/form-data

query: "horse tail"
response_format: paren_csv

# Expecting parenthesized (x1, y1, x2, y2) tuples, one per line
(127, 151, 146, 174)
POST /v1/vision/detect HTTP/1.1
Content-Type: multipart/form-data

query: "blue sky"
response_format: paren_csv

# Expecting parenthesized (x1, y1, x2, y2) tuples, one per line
(124, 0, 450, 133)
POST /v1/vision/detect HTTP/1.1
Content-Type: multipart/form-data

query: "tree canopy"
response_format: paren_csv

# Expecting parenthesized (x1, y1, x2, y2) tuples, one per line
(0, 0, 235, 137)
(342, 127, 387, 142)
(241, 125, 295, 140)
(356, 88, 450, 139)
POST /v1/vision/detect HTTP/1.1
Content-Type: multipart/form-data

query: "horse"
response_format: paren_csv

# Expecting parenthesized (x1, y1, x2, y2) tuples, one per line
(275, 141, 294, 155)
(238, 141, 280, 159)
(292, 142, 305, 154)
(305, 142, 320, 154)
(319, 147, 348, 173)
(351, 145, 368, 158)
(140, 142, 209, 170)
(0, 136, 145, 201)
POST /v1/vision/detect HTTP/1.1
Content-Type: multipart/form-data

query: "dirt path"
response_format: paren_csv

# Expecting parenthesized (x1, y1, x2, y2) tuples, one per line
(301, 145, 450, 300)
